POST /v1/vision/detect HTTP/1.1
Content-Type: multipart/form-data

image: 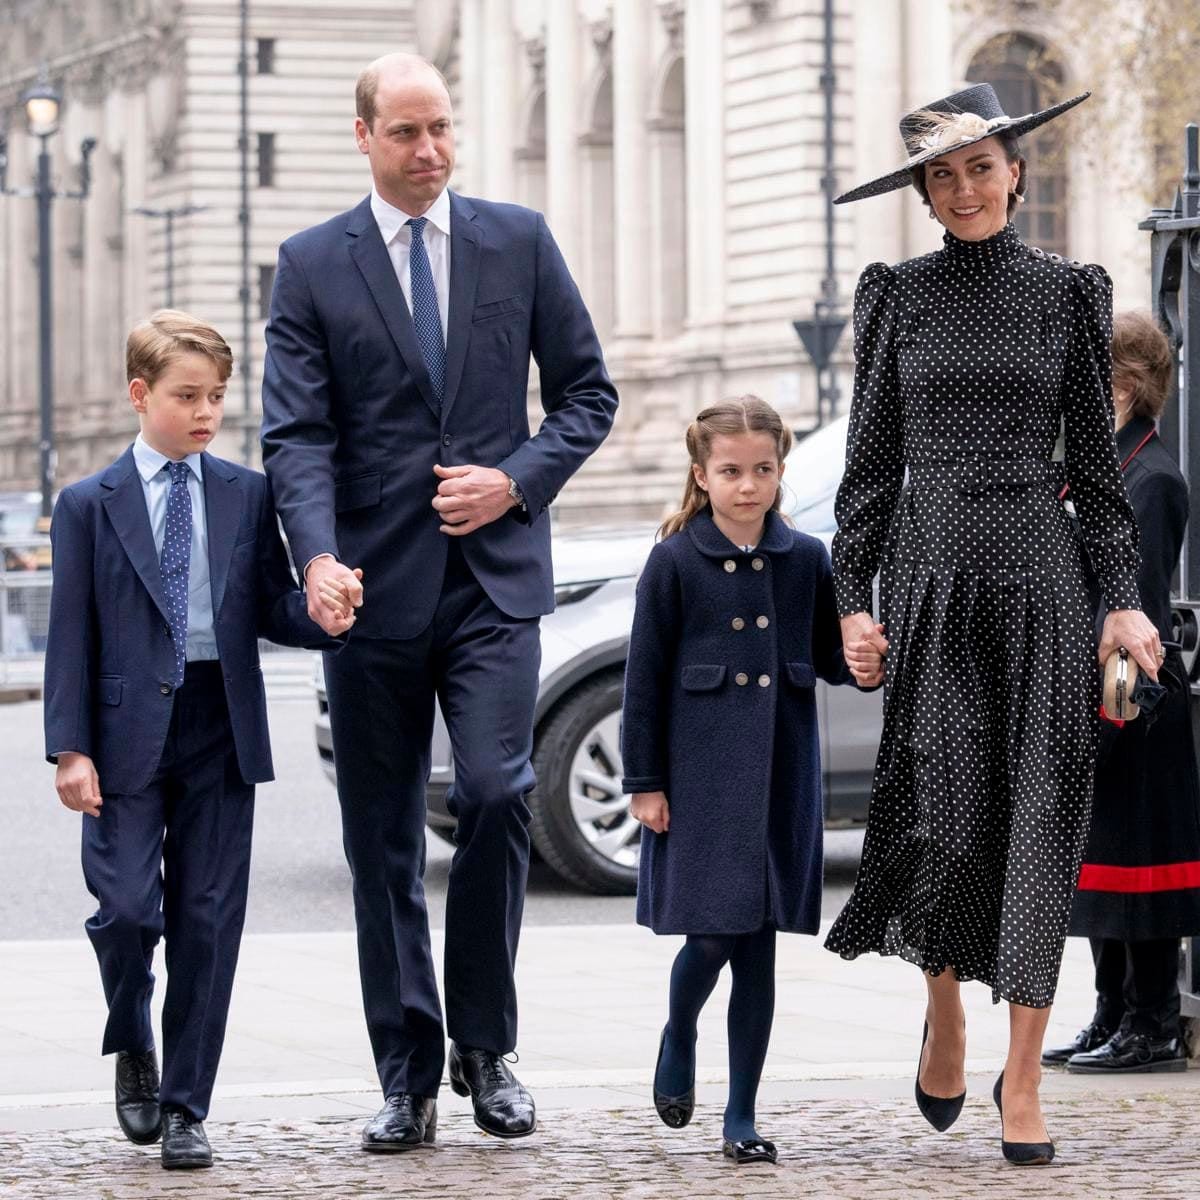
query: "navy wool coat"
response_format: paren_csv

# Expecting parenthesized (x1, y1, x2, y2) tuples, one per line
(621, 507, 856, 935)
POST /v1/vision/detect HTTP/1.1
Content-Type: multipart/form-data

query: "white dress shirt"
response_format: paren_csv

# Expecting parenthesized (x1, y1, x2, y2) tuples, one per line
(370, 186, 451, 345)
(132, 433, 218, 661)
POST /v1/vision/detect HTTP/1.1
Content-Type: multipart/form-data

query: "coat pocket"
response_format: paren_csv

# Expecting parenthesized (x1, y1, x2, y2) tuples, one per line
(97, 675, 123, 706)
(472, 296, 523, 324)
(680, 664, 727, 692)
(785, 662, 817, 688)
(334, 472, 382, 513)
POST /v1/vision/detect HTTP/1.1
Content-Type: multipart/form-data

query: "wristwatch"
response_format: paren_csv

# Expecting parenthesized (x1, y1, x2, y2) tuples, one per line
(507, 475, 526, 511)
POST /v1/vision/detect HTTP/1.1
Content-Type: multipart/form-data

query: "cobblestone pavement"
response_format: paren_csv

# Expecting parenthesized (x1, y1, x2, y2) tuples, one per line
(3, 1092, 1199, 1200)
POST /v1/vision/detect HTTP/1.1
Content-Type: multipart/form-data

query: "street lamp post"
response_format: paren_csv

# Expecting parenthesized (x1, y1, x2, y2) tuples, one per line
(132, 204, 208, 307)
(0, 71, 95, 519)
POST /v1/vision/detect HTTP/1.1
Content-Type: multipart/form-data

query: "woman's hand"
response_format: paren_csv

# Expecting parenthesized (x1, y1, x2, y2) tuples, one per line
(841, 611, 889, 688)
(1099, 608, 1161, 681)
(631, 791, 670, 834)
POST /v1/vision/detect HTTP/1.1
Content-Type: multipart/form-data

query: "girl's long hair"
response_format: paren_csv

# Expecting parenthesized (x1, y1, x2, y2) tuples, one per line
(658, 396, 793, 539)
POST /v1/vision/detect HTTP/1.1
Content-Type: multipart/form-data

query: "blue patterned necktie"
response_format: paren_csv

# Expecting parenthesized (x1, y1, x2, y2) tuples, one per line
(406, 216, 445, 404)
(160, 460, 192, 688)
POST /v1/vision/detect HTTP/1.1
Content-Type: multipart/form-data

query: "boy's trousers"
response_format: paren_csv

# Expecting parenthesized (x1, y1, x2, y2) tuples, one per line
(81, 660, 254, 1121)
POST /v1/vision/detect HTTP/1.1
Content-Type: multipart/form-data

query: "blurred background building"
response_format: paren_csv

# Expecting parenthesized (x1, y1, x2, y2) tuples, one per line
(0, 0, 1159, 522)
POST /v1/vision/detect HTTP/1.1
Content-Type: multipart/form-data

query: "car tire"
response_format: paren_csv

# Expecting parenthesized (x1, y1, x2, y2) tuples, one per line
(528, 669, 638, 896)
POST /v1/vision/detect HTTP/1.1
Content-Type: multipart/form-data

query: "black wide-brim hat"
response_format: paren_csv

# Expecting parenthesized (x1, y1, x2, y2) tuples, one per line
(834, 82, 1090, 204)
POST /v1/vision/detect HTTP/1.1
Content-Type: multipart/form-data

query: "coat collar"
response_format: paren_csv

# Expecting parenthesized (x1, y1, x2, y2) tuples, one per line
(1116, 414, 1157, 465)
(685, 506, 793, 558)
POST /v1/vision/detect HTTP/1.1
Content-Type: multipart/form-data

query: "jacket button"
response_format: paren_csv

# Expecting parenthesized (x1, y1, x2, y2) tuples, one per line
(731, 617, 745, 631)
(758, 674, 771, 687)
(723, 559, 736, 573)
(160, 683, 173, 696)
(756, 615, 769, 629)
(442, 434, 452, 446)
(751, 557, 764, 571)
(735, 672, 749, 686)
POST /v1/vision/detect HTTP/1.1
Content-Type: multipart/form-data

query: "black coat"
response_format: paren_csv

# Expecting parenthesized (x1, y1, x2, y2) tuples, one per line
(1070, 416, 1200, 939)
(621, 508, 858, 935)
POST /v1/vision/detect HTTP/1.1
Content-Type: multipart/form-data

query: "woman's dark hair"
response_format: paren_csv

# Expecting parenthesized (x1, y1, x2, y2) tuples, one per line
(1112, 310, 1174, 422)
(909, 132, 1027, 219)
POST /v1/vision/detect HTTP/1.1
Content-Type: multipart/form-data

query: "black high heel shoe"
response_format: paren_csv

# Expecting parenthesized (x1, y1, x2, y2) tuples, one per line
(653, 1027, 694, 1129)
(993, 1072, 1055, 1166)
(914, 1021, 965, 1132)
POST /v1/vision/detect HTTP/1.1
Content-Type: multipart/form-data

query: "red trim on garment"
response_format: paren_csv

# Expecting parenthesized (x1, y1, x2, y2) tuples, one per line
(1077, 860, 1200, 893)
(1059, 428, 1157, 501)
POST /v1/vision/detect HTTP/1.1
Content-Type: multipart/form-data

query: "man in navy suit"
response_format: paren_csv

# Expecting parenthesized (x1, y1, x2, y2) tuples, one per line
(44, 311, 348, 1170)
(261, 52, 617, 1149)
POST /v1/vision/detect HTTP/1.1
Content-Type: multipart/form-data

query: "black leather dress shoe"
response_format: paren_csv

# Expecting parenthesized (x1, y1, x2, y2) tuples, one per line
(652, 1027, 695, 1130)
(161, 1109, 213, 1169)
(115, 1049, 161, 1145)
(448, 1044, 536, 1138)
(361, 1094, 438, 1151)
(1041, 1021, 1112, 1066)
(1066, 1025, 1187, 1074)
(722, 1137, 778, 1165)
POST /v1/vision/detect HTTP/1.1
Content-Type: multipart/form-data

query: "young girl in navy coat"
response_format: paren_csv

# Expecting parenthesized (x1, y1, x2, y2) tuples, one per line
(622, 396, 883, 1165)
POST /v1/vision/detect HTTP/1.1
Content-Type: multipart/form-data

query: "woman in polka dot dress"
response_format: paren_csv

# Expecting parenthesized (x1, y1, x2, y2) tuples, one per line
(825, 84, 1163, 1165)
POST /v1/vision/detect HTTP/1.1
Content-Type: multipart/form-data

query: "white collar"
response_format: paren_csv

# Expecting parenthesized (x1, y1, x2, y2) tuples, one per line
(370, 186, 452, 244)
(133, 433, 204, 484)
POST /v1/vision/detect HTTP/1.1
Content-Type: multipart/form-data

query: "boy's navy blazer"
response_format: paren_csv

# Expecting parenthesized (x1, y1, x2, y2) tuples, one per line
(44, 446, 340, 795)
(260, 191, 618, 639)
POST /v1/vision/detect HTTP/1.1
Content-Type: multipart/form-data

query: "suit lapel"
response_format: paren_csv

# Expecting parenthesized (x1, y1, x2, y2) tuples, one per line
(441, 193, 481, 425)
(203, 454, 242, 619)
(346, 198, 441, 419)
(100, 447, 172, 625)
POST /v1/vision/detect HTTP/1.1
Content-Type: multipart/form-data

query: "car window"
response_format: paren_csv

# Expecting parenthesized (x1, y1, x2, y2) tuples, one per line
(781, 415, 849, 534)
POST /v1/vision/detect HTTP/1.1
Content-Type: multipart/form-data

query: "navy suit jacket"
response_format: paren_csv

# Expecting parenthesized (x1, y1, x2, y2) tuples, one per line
(43, 447, 340, 795)
(261, 192, 618, 639)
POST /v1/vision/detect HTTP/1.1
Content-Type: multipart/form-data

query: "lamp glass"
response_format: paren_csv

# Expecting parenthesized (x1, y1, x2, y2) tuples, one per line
(25, 95, 60, 137)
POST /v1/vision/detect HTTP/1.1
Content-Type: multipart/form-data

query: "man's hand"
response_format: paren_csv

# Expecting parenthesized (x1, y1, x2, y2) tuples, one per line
(631, 790, 670, 834)
(305, 557, 364, 636)
(56, 752, 103, 817)
(432, 464, 516, 536)
(840, 611, 889, 689)
(1100, 608, 1161, 681)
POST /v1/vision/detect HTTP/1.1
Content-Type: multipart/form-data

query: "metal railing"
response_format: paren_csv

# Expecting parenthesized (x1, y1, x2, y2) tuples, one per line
(0, 536, 51, 689)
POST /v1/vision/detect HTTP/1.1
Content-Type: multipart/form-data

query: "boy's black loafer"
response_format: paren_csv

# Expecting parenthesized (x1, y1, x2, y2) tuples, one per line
(115, 1049, 161, 1145)
(1066, 1026, 1187, 1074)
(1041, 1021, 1112, 1066)
(361, 1094, 438, 1151)
(722, 1137, 778, 1165)
(161, 1109, 212, 1169)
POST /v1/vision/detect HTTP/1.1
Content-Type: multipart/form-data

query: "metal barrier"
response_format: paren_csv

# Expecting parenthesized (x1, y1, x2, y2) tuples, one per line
(0, 537, 51, 689)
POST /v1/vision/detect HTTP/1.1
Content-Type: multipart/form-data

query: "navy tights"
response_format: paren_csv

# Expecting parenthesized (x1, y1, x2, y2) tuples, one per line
(655, 928, 777, 1142)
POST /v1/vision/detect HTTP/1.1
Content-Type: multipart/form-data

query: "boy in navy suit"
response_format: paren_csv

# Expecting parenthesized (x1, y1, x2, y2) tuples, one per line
(44, 311, 352, 1169)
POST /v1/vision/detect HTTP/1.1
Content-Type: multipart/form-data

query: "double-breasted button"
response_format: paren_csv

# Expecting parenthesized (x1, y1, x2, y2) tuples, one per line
(751, 557, 764, 571)
(735, 672, 749, 686)
(758, 674, 771, 687)
(160, 683, 173, 696)
(731, 617, 745, 631)
(756, 615, 769, 629)
(723, 559, 736, 573)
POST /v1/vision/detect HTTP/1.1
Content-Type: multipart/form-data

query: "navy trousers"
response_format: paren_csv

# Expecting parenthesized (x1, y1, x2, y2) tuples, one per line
(324, 541, 540, 1099)
(81, 661, 254, 1121)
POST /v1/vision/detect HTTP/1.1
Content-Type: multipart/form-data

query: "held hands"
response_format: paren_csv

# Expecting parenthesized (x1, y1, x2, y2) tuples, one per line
(56, 752, 102, 817)
(305, 557, 364, 637)
(840, 611, 889, 689)
(432, 464, 517, 536)
(1099, 609, 1162, 681)
(631, 790, 670, 834)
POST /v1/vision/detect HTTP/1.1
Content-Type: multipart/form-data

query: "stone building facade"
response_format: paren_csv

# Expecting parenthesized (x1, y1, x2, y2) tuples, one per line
(0, 0, 1154, 523)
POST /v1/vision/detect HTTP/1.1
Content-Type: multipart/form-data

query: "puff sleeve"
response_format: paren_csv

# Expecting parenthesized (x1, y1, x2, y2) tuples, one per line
(1061, 264, 1142, 611)
(831, 262, 904, 617)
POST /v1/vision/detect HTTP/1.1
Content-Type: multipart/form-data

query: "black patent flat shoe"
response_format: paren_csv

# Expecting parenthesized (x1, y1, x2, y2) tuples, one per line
(652, 1027, 694, 1129)
(993, 1072, 1055, 1166)
(915, 1021, 965, 1132)
(722, 1137, 778, 1165)
(1042, 1021, 1112, 1066)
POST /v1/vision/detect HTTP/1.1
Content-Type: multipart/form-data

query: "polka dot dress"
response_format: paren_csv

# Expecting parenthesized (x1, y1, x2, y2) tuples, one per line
(824, 222, 1141, 1008)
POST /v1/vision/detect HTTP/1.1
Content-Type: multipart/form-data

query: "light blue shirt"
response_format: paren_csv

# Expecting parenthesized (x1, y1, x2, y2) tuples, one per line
(132, 434, 218, 661)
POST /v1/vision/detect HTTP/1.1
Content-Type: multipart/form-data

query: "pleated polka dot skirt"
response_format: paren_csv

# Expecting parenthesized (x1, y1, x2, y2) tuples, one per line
(825, 223, 1141, 1007)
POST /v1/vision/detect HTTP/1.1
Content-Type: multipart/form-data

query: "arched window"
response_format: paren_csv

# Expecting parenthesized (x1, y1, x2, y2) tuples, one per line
(967, 34, 1068, 256)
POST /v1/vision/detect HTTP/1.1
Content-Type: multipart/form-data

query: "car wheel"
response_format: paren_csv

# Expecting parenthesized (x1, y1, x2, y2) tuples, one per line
(529, 669, 638, 895)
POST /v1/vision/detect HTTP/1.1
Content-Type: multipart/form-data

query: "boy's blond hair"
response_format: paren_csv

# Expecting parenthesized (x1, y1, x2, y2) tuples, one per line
(126, 309, 234, 387)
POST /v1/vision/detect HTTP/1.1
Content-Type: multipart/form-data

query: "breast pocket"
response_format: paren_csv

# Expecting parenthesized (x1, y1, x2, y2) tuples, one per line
(472, 296, 524, 325)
